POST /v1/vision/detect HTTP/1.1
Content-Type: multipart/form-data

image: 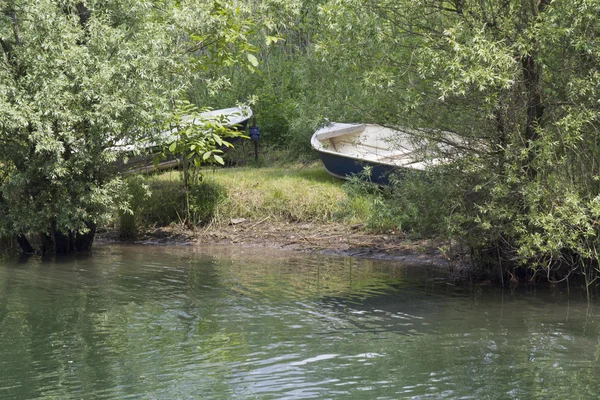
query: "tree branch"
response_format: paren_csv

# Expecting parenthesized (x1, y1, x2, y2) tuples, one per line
(538, 0, 552, 13)
(7, 9, 22, 47)
(76, 2, 91, 28)
(0, 37, 10, 56)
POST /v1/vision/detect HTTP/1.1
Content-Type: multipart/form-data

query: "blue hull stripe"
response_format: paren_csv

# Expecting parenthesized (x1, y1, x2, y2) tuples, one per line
(318, 151, 398, 185)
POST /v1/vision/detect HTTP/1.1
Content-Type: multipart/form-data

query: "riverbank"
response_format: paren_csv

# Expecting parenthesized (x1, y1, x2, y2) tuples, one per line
(103, 219, 448, 266)
(108, 161, 452, 268)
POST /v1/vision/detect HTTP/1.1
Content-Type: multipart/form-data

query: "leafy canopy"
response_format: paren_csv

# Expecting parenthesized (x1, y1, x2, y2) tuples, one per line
(0, 0, 256, 241)
(314, 0, 600, 272)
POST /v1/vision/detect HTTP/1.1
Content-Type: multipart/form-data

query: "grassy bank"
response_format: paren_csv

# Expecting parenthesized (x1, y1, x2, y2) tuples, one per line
(202, 163, 368, 224)
(117, 162, 376, 237)
(109, 163, 449, 269)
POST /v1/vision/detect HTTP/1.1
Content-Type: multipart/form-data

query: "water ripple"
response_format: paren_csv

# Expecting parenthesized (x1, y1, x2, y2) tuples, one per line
(0, 244, 599, 399)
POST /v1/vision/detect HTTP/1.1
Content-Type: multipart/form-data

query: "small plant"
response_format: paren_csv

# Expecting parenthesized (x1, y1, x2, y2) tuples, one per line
(156, 100, 248, 226)
(187, 180, 227, 226)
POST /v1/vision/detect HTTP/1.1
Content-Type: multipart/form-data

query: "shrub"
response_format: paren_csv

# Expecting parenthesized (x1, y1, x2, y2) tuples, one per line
(118, 175, 226, 237)
(118, 175, 151, 239)
(187, 180, 227, 226)
(343, 168, 457, 237)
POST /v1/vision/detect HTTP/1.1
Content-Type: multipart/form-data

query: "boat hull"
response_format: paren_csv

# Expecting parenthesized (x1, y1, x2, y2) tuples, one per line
(311, 122, 462, 184)
(311, 123, 423, 185)
(317, 151, 399, 185)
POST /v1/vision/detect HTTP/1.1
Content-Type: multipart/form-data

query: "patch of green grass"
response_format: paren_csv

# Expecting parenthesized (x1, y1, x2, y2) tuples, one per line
(153, 163, 371, 225)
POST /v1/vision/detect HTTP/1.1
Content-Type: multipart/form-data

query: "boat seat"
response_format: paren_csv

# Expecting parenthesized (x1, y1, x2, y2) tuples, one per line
(314, 124, 366, 141)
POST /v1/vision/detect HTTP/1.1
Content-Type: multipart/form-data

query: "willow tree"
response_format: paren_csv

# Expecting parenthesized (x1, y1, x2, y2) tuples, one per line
(0, 0, 255, 254)
(318, 0, 600, 278)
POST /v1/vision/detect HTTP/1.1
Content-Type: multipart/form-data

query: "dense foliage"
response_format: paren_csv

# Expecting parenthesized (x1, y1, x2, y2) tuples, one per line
(320, 0, 600, 281)
(0, 0, 254, 253)
(118, 175, 226, 238)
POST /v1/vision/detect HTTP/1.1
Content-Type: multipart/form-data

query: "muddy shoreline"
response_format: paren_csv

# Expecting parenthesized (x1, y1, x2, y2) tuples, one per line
(99, 219, 451, 268)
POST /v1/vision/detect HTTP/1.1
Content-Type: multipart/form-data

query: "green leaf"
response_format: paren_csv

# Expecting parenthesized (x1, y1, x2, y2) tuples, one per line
(265, 36, 282, 46)
(213, 155, 224, 165)
(246, 53, 259, 67)
(169, 142, 177, 153)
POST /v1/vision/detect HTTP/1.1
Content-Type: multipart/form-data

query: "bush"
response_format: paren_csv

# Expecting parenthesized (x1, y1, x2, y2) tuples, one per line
(187, 180, 227, 226)
(385, 170, 458, 238)
(343, 168, 457, 237)
(118, 175, 151, 239)
(118, 175, 226, 237)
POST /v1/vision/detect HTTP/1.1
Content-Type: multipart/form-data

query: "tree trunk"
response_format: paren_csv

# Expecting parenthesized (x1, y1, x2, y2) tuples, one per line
(521, 54, 544, 178)
(37, 220, 96, 255)
(519, 0, 550, 178)
(522, 55, 544, 142)
(40, 231, 54, 255)
(54, 230, 74, 255)
(183, 154, 191, 224)
(15, 234, 34, 254)
(74, 221, 96, 251)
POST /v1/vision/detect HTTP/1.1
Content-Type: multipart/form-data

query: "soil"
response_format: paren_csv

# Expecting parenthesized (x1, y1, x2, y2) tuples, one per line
(100, 218, 451, 267)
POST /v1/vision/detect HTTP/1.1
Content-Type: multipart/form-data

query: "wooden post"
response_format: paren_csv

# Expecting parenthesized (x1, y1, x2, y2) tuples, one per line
(250, 117, 260, 162)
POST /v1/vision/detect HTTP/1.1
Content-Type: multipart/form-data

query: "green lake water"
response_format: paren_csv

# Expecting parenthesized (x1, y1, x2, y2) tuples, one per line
(1, 244, 599, 399)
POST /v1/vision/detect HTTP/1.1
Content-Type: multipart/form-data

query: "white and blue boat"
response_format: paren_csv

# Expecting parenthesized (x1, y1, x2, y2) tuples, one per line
(114, 106, 252, 173)
(311, 123, 450, 185)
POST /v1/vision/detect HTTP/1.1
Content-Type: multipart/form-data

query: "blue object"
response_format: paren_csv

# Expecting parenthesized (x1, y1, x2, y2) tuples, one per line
(317, 152, 400, 185)
(249, 126, 260, 141)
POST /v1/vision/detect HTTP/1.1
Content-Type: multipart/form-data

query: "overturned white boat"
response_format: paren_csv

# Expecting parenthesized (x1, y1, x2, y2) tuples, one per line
(114, 106, 252, 173)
